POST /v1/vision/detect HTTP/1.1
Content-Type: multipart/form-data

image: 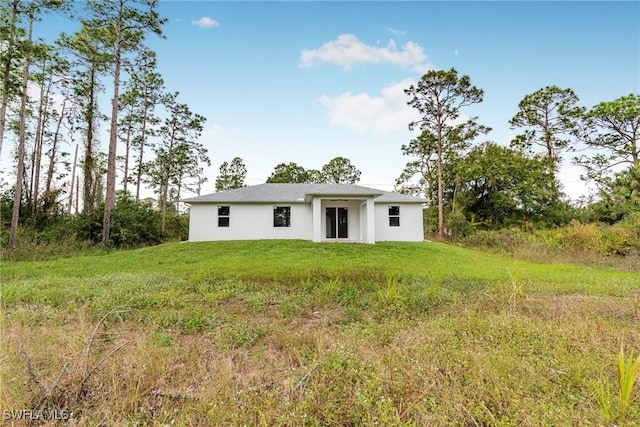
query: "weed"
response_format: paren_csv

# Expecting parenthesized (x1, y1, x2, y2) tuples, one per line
(594, 343, 640, 422)
(220, 321, 267, 349)
(152, 331, 173, 347)
(157, 313, 181, 330)
(180, 313, 210, 335)
(376, 275, 402, 307)
(278, 295, 305, 318)
(617, 343, 640, 421)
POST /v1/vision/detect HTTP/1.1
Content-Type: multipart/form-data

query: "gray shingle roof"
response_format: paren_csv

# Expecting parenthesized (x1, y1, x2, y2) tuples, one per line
(183, 183, 425, 204)
(374, 192, 429, 203)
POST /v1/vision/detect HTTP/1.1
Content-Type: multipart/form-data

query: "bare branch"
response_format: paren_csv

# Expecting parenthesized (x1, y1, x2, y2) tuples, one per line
(37, 362, 69, 409)
(83, 306, 132, 379)
(290, 362, 321, 400)
(77, 340, 129, 401)
(19, 340, 46, 395)
(152, 389, 197, 400)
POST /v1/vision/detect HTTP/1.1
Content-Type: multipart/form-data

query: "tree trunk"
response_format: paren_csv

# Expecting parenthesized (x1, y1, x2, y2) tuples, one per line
(546, 143, 555, 180)
(543, 113, 557, 200)
(45, 101, 65, 195)
(83, 66, 97, 212)
(175, 176, 181, 214)
(160, 184, 167, 234)
(75, 176, 79, 213)
(102, 14, 122, 251)
(8, 13, 33, 250)
(135, 104, 149, 202)
(0, 0, 19, 158)
(69, 143, 78, 213)
(435, 110, 445, 241)
(160, 128, 176, 235)
(31, 64, 51, 223)
(122, 116, 132, 194)
(437, 130, 444, 241)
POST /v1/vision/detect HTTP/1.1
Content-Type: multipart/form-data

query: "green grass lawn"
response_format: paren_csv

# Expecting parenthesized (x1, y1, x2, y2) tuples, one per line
(2, 240, 639, 425)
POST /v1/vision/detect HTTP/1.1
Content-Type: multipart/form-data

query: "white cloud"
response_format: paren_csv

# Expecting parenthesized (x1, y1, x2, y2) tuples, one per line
(411, 63, 434, 75)
(316, 78, 480, 134)
(385, 27, 406, 36)
(201, 123, 226, 139)
(191, 16, 219, 29)
(454, 49, 459, 57)
(300, 34, 428, 71)
(317, 79, 420, 133)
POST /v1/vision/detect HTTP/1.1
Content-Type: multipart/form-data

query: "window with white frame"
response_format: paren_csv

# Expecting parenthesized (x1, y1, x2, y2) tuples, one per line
(218, 206, 230, 227)
(389, 206, 400, 227)
(273, 206, 291, 227)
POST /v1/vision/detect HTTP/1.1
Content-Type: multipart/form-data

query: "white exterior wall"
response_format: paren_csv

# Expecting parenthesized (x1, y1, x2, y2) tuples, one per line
(374, 203, 424, 242)
(188, 203, 312, 241)
(188, 200, 424, 243)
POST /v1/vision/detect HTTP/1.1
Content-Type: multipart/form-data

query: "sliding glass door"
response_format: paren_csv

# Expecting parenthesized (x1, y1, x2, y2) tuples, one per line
(326, 207, 348, 239)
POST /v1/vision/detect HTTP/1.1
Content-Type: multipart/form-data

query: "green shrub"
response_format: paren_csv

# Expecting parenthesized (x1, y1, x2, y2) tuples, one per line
(73, 194, 174, 248)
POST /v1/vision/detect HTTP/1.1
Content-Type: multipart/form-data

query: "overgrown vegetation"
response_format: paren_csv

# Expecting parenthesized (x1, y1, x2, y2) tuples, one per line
(453, 213, 640, 272)
(2, 241, 639, 425)
(1, 192, 188, 261)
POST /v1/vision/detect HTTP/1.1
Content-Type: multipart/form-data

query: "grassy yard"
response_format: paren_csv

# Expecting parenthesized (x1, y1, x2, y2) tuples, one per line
(1, 240, 639, 425)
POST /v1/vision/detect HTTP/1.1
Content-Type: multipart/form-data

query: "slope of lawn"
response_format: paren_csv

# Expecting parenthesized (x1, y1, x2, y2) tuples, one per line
(1, 240, 639, 425)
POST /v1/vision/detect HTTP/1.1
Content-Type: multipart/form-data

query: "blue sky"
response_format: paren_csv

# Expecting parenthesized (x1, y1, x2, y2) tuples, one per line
(34, 1, 640, 199)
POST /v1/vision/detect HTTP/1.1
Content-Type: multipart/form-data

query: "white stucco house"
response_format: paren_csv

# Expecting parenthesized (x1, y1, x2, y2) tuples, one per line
(183, 183, 426, 243)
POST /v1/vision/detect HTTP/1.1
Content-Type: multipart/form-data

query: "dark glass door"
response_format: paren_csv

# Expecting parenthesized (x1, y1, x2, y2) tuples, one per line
(337, 207, 348, 238)
(326, 207, 348, 239)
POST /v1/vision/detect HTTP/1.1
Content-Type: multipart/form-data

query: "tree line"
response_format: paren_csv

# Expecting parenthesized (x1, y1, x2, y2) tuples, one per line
(1, 0, 209, 250)
(399, 69, 639, 240)
(213, 156, 363, 192)
(214, 75, 638, 241)
(1, 2, 638, 252)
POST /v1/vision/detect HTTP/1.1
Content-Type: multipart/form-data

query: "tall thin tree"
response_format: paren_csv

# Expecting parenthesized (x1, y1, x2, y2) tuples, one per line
(215, 157, 247, 191)
(58, 24, 111, 212)
(509, 86, 584, 184)
(0, 0, 22, 158)
(404, 68, 488, 240)
(144, 92, 207, 233)
(82, 0, 165, 250)
(8, 6, 34, 249)
(576, 94, 640, 186)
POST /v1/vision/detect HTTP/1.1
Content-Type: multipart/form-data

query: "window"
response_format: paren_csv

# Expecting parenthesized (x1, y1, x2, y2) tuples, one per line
(273, 206, 291, 227)
(218, 205, 230, 227)
(389, 206, 400, 227)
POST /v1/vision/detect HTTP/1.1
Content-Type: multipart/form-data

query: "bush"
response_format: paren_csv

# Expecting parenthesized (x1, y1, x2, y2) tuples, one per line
(1, 190, 193, 260)
(564, 221, 601, 252)
(164, 212, 189, 242)
(75, 196, 164, 248)
(561, 221, 639, 256)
